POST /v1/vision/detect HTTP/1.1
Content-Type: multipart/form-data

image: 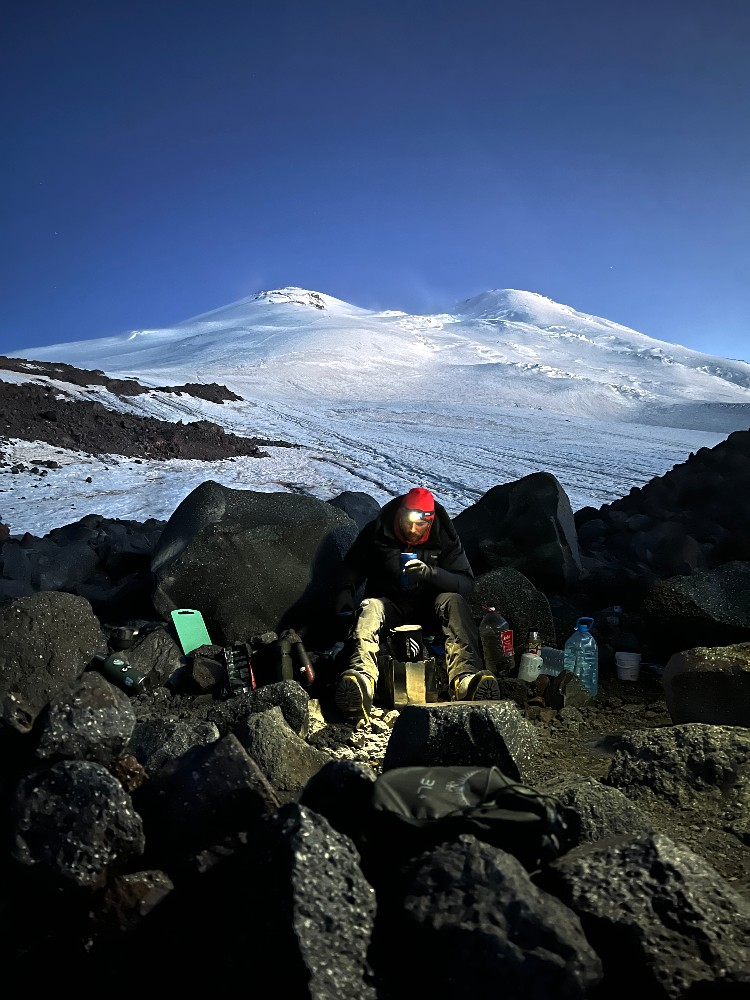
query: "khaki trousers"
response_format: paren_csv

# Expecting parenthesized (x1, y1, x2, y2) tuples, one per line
(348, 592, 483, 685)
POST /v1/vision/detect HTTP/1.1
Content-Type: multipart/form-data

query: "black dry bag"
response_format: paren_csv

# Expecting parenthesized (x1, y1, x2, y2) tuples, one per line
(368, 764, 573, 870)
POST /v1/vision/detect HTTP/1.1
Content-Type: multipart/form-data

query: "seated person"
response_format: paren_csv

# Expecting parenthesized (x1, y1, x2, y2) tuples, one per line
(332, 487, 500, 721)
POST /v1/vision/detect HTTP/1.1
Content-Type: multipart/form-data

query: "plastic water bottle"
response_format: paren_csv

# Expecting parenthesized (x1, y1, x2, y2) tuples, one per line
(479, 606, 514, 674)
(541, 646, 565, 676)
(563, 617, 598, 696)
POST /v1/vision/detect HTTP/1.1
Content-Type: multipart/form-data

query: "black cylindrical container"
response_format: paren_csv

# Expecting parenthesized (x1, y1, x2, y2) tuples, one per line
(92, 653, 147, 694)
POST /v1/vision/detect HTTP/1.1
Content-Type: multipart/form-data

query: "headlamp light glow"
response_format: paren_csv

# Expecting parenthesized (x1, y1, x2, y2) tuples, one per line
(405, 509, 434, 523)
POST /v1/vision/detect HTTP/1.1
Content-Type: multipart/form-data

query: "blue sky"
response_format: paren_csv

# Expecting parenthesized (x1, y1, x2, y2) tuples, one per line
(2, 0, 748, 360)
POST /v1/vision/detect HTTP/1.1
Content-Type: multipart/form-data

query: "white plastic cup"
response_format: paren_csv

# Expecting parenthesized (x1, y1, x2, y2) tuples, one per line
(615, 652, 641, 681)
(518, 652, 543, 682)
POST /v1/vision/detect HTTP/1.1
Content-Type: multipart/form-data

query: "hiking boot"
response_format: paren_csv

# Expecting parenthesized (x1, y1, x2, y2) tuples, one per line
(453, 670, 501, 702)
(335, 668, 375, 722)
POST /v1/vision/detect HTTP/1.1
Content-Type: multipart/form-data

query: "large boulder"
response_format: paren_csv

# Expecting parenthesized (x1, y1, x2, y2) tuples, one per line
(34, 670, 137, 764)
(662, 643, 750, 727)
(378, 834, 603, 998)
(151, 481, 358, 646)
(541, 832, 750, 999)
(0, 592, 106, 736)
(454, 472, 581, 594)
(382, 701, 540, 782)
(134, 733, 280, 859)
(640, 560, 750, 662)
(468, 566, 556, 653)
(10, 759, 145, 889)
(326, 491, 380, 532)
(536, 774, 653, 847)
(603, 723, 750, 820)
(234, 704, 332, 799)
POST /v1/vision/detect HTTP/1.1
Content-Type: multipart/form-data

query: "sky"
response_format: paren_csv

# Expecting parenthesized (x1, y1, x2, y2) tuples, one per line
(2, 0, 749, 360)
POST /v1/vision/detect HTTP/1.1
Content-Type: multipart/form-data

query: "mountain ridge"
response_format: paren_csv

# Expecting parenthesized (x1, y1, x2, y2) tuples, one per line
(8, 286, 750, 434)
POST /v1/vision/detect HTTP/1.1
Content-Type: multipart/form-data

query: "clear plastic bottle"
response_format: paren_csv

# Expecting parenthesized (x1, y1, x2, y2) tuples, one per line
(541, 646, 565, 676)
(479, 606, 514, 674)
(563, 617, 598, 696)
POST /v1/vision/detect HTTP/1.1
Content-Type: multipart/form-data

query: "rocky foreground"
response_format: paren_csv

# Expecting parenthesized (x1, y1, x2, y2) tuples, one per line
(0, 596, 748, 998)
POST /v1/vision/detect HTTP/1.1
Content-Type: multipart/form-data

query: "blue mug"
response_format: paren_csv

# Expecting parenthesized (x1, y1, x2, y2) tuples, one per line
(401, 552, 418, 588)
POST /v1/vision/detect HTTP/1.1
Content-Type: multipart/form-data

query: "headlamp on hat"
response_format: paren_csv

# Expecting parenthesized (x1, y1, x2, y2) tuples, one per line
(405, 508, 435, 523)
(401, 488, 435, 516)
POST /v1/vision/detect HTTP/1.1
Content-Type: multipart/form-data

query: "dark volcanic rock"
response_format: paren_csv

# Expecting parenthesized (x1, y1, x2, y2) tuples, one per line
(327, 490, 381, 531)
(454, 471, 582, 594)
(0, 371, 294, 462)
(536, 773, 653, 847)
(378, 834, 603, 999)
(10, 758, 145, 889)
(151, 480, 358, 645)
(540, 832, 750, 999)
(575, 428, 750, 604)
(0, 353, 244, 402)
(603, 722, 750, 811)
(34, 670, 137, 764)
(135, 732, 281, 860)
(662, 642, 750, 726)
(0, 591, 106, 735)
(468, 565, 557, 649)
(234, 705, 332, 796)
(381, 700, 540, 781)
(641, 561, 750, 661)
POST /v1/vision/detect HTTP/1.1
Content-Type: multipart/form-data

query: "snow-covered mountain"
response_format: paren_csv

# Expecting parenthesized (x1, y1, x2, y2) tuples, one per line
(2, 287, 748, 537)
(14, 286, 750, 432)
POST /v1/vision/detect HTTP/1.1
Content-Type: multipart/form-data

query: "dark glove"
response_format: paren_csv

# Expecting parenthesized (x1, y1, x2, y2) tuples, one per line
(403, 559, 436, 584)
(333, 609, 354, 638)
(333, 590, 355, 615)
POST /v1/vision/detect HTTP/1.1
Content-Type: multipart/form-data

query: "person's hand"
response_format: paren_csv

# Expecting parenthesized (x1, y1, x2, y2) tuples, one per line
(403, 559, 435, 583)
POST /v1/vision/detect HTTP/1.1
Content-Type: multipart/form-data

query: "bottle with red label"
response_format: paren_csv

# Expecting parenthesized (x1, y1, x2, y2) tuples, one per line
(526, 630, 542, 656)
(517, 629, 543, 681)
(479, 606, 514, 675)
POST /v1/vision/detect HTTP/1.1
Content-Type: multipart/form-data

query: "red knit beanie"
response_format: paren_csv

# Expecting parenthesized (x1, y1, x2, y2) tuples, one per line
(402, 488, 435, 513)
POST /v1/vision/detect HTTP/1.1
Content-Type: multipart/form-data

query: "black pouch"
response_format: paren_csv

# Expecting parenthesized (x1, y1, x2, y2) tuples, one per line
(221, 642, 255, 697)
(367, 764, 573, 870)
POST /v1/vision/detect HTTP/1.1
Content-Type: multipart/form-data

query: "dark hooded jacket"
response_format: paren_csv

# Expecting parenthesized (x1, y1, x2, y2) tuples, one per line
(333, 496, 475, 615)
